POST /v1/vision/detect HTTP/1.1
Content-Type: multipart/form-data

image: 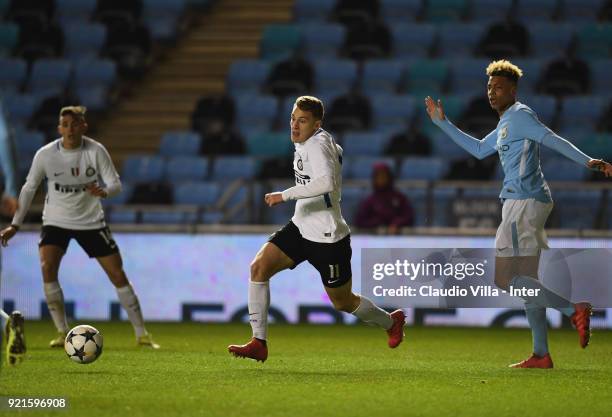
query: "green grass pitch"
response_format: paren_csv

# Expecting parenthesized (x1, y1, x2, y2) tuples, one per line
(1, 321, 611, 417)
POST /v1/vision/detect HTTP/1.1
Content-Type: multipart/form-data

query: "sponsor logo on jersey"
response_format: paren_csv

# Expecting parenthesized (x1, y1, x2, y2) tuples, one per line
(55, 182, 91, 194)
(86, 166, 96, 177)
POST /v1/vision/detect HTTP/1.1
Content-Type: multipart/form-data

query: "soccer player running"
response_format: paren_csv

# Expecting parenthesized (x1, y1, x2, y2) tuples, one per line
(228, 96, 405, 362)
(1, 98, 27, 365)
(425, 60, 612, 368)
(0, 106, 160, 349)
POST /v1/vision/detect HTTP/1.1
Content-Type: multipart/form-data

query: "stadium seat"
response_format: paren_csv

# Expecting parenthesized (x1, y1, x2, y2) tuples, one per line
(122, 155, 165, 183)
(340, 184, 363, 226)
(235, 95, 278, 128)
(27, 59, 72, 99)
(55, 0, 97, 24)
(558, 96, 606, 132)
(581, 133, 612, 159)
(576, 23, 612, 58)
(430, 130, 467, 159)
(226, 60, 270, 95)
(391, 24, 436, 58)
(469, 0, 513, 22)
(174, 181, 220, 206)
(314, 60, 358, 95)
(343, 157, 395, 179)
(438, 24, 485, 58)
(553, 189, 601, 229)
(245, 131, 293, 157)
(2, 94, 38, 126)
(103, 183, 134, 207)
(515, 0, 559, 22)
(541, 157, 589, 181)
(341, 132, 388, 156)
(63, 23, 107, 59)
(561, 0, 605, 22)
(299, 23, 345, 59)
(13, 130, 44, 155)
(397, 186, 428, 226)
(159, 131, 202, 156)
(431, 186, 457, 226)
(424, 0, 468, 22)
(141, 210, 197, 225)
(0, 22, 19, 57)
(142, 0, 186, 42)
(450, 58, 489, 94)
(108, 208, 138, 224)
(260, 24, 301, 61)
(405, 59, 449, 95)
(165, 156, 209, 184)
(0, 58, 27, 93)
(293, 0, 336, 23)
(362, 60, 404, 94)
(370, 94, 416, 128)
(399, 157, 448, 180)
(516, 95, 557, 125)
(509, 58, 544, 94)
(212, 156, 257, 180)
(589, 59, 612, 92)
(380, 0, 422, 23)
(529, 24, 575, 59)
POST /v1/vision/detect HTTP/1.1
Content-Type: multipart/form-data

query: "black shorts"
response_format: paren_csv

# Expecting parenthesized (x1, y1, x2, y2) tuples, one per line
(39, 225, 119, 258)
(268, 221, 352, 288)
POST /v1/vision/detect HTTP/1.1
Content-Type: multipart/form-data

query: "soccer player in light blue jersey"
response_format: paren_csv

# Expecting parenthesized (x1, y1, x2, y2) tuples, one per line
(0, 98, 27, 365)
(425, 60, 612, 368)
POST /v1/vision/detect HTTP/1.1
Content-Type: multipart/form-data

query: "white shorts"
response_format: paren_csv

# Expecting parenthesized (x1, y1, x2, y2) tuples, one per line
(495, 198, 553, 257)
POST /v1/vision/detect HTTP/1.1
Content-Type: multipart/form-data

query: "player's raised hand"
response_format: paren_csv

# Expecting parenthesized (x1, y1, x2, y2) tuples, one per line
(424, 96, 445, 122)
(0, 225, 18, 247)
(264, 192, 284, 207)
(587, 159, 612, 177)
(86, 182, 108, 198)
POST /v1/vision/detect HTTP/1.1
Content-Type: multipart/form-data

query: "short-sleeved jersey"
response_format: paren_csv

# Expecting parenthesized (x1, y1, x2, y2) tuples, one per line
(290, 128, 350, 243)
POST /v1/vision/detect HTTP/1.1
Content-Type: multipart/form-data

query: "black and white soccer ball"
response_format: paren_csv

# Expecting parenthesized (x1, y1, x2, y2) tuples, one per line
(64, 325, 103, 364)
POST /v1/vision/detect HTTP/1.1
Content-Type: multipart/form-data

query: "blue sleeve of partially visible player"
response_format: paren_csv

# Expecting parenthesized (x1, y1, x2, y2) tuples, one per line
(433, 118, 497, 160)
(0, 106, 18, 197)
(512, 109, 591, 167)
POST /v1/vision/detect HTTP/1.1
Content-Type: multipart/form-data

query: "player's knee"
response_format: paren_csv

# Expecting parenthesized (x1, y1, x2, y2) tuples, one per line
(40, 259, 60, 279)
(250, 258, 272, 282)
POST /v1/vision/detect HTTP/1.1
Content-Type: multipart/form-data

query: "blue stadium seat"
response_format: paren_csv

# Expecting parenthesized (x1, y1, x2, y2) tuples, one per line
(562, 0, 605, 22)
(515, 0, 559, 21)
(55, 0, 97, 24)
(174, 181, 220, 206)
(75, 86, 111, 111)
(63, 23, 107, 59)
(212, 156, 257, 180)
(559, 96, 606, 132)
(398, 186, 428, 226)
(343, 157, 395, 179)
(235, 95, 278, 129)
(3, 94, 38, 126)
(589, 59, 612, 92)
(165, 156, 208, 184)
(432, 186, 457, 226)
(27, 59, 72, 99)
(510, 58, 544, 94)
(103, 183, 134, 207)
(576, 24, 612, 58)
(405, 59, 449, 95)
(299, 23, 345, 59)
(293, 0, 336, 23)
(581, 133, 612, 159)
(430, 130, 467, 159)
(438, 24, 484, 58)
(260, 24, 301, 61)
(391, 24, 436, 57)
(314, 60, 358, 95)
(340, 184, 364, 226)
(14, 130, 44, 155)
(529, 24, 575, 59)
(141, 210, 197, 224)
(108, 209, 138, 224)
(380, 0, 422, 23)
(362, 60, 404, 94)
(245, 131, 293, 157)
(399, 157, 448, 180)
(0, 22, 19, 57)
(143, 0, 186, 41)
(0, 58, 27, 93)
(424, 0, 468, 22)
(450, 58, 489, 94)
(341, 132, 388, 156)
(370, 94, 416, 128)
(74, 59, 117, 87)
(122, 156, 165, 183)
(470, 0, 513, 22)
(554, 189, 601, 229)
(226, 60, 270, 95)
(541, 157, 589, 181)
(159, 131, 202, 156)
(518, 95, 557, 125)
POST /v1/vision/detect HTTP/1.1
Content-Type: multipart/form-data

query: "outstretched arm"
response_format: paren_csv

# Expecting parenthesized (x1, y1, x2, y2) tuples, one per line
(425, 96, 497, 160)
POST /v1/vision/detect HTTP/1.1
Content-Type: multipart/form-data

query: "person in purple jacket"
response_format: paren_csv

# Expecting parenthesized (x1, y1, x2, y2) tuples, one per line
(355, 163, 414, 234)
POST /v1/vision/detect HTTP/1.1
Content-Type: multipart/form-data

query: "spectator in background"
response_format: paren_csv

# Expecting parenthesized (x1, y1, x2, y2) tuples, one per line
(326, 90, 372, 133)
(477, 13, 529, 59)
(538, 42, 590, 96)
(342, 19, 391, 61)
(200, 120, 245, 155)
(266, 54, 314, 97)
(385, 123, 432, 156)
(355, 162, 414, 233)
(333, 0, 380, 27)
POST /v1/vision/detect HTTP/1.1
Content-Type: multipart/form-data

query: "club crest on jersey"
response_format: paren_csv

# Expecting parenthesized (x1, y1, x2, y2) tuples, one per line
(71, 167, 80, 176)
(297, 158, 303, 171)
(86, 166, 96, 177)
(499, 127, 508, 140)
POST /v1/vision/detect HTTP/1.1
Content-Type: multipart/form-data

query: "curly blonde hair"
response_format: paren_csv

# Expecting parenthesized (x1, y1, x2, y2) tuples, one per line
(486, 60, 523, 83)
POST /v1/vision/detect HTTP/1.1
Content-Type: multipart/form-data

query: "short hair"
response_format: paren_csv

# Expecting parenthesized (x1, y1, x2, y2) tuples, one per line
(59, 106, 87, 119)
(486, 60, 523, 84)
(295, 96, 324, 121)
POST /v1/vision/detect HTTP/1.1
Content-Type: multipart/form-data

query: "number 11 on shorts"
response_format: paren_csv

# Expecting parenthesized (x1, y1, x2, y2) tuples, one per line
(329, 264, 340, 279)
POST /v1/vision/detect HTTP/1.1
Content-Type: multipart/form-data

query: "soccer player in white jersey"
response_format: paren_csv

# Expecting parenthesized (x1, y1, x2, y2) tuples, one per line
(426, 60, 612, 368)
(228, 96, 406, 362)
(0, 106, 160, 349)
(1, 98, 27, 364)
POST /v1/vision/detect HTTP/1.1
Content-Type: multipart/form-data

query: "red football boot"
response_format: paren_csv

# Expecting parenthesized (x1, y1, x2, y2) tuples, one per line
(387, 309, 406, 348)
(509, 353, 554, 369)
(228, 338, 268, 362)
(571, 302, 592, 348)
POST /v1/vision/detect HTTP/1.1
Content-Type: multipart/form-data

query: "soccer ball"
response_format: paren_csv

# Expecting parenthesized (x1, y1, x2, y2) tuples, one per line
(64, 325, 103, 364)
